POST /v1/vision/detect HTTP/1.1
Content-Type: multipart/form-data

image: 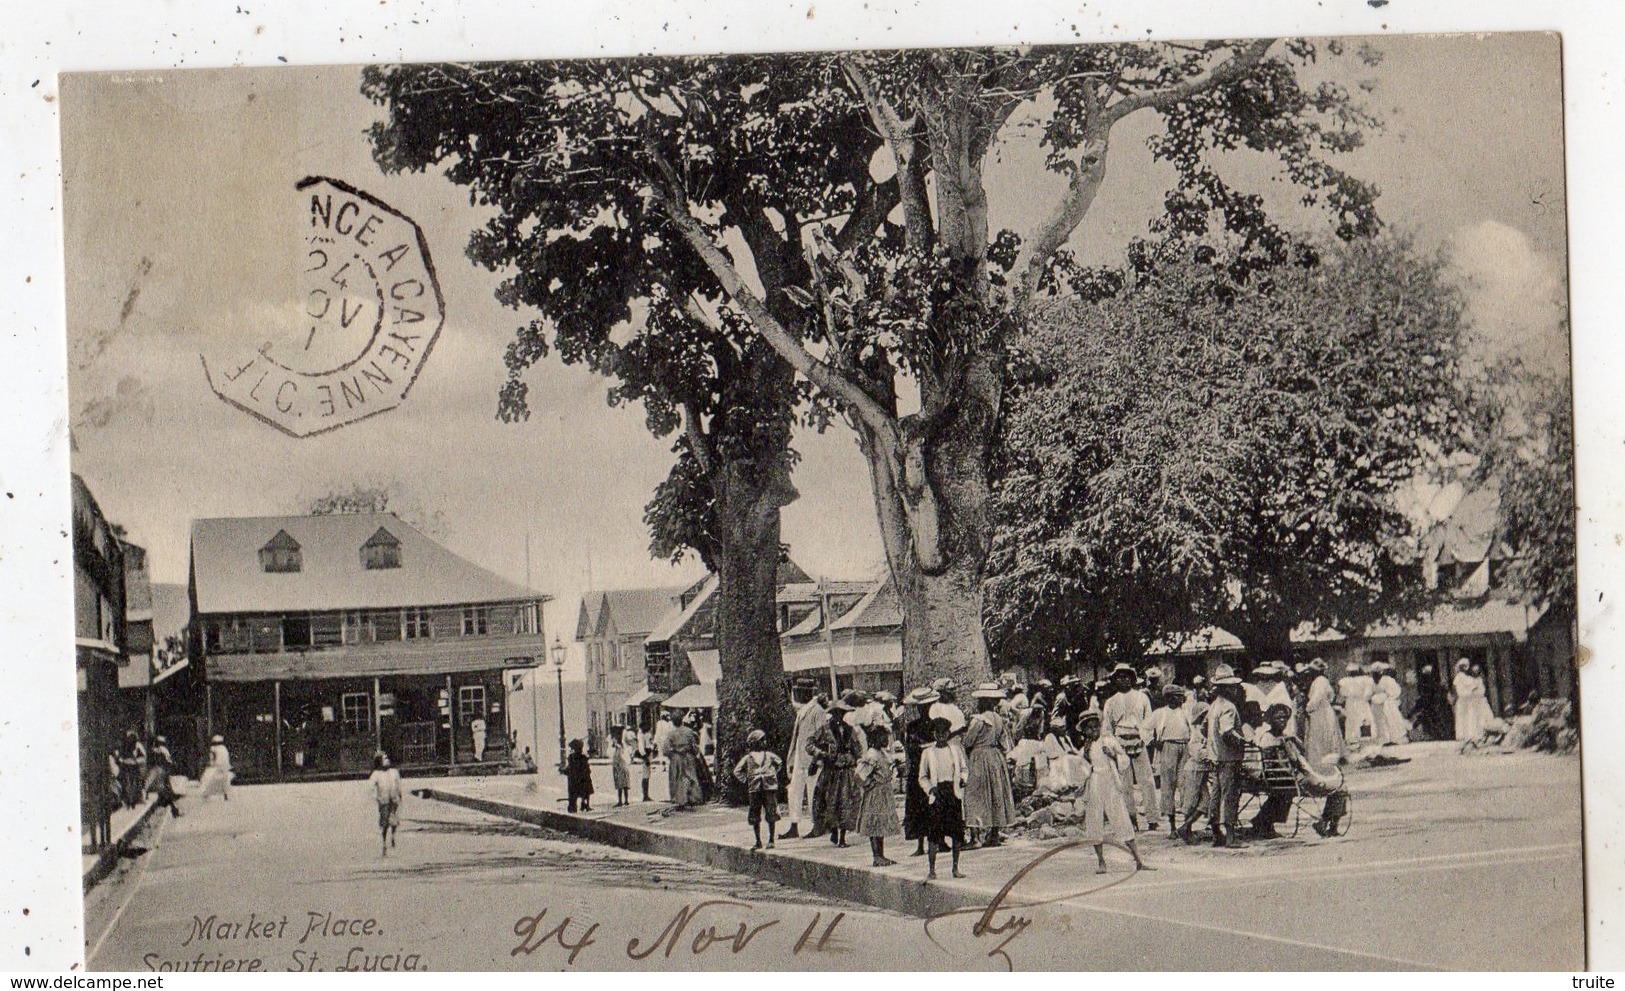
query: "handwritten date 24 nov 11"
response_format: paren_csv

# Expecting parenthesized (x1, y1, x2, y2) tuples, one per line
(511, 901, 845, 967)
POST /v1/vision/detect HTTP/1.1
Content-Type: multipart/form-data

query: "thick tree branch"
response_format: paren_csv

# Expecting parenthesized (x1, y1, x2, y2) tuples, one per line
(682, 400, 716, 476)
(645, 181, 900, 445)
(1106, 38, 1276, 123)
(842, 58, 935, 251)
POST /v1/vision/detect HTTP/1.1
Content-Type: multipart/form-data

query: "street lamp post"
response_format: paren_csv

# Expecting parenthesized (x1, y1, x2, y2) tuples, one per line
(551, 636, 567, 773)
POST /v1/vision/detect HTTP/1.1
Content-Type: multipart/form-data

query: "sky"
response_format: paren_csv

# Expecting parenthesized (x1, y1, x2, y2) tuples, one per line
(59, 34, 1569, 674)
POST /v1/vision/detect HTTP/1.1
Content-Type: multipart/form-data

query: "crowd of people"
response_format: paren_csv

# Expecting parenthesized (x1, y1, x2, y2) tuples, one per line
(609, 654, 1500, 879)
(104, 728, 235, 822)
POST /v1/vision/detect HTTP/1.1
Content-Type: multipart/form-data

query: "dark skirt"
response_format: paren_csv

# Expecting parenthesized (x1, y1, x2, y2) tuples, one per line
(903, 744, 929, 840)
(922, 783, 964, 846)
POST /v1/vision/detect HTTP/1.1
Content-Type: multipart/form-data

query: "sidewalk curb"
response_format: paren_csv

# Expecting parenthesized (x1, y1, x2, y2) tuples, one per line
(82, 799, 161, 894)
(419, 788, 987, 920)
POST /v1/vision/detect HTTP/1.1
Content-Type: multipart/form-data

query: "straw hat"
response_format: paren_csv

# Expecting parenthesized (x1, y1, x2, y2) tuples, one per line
(1110, 663, 1137, 678)
(1075, 711, 1102, 729)
(1059, 674, 1080, 687)
(1211, 664, 1241, 686)
(904, 687, 940, 706)
(971, 681, 1005, 700)
(931, 677, 958, 693)
(747, 729, 767, 745)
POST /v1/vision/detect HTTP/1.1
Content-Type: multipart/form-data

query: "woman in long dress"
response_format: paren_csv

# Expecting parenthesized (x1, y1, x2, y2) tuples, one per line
(1370, 663, 1409, 746)
(1453, 659, 1490, 741)
(962, 689, 1017, 848)
(901, 690, 937, 856)
(1467, 663, 1497, 732)
(197, 734, 233, 801)
(1039, 717, 1076, 791)
(854, 725, 902, 867)
(1076, 711, 1152, 874)
(664, 717, 704, 808)
(807, 700, 865, 847)
(1302, 661, 1344, 768)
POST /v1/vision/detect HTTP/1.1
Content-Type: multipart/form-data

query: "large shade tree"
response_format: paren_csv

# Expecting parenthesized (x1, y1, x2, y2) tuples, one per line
(365, 39, 1381, 691)
(988, 237, 1481, 669)
(361, 58, 879, 789)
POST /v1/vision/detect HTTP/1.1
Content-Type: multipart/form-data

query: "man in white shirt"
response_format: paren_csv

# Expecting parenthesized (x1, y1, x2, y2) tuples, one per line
(1102, 663, 1158, 828)
(368, 752, 404, 857)
(782, 682, 828, 839)
(1149, 685, 1193, 833)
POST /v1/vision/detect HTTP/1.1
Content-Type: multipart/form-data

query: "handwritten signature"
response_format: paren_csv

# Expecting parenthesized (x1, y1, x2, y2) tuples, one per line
(924, 840, 1141, 971)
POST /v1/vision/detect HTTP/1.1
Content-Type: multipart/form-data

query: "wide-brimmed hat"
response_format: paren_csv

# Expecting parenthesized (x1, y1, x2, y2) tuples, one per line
(971, 681, 1005, 699)
(1035, 678, 1054, 689)
(931, 677, 958, 693)
(1163, 684, 1188, 699)
(1110, 663, 1137, 678)
(1250, 664, 1274, 678)
(843, 690, 869, 707)
(904, 687, 940, 706)
(1059, 674, 1080, 686)
(1144, 665, 1163, 679)
(1075, 711, 1102, 728)
(747, 729, 767, 745)
(1211, 664, 1242, 686)
(874, 690, 897, 703)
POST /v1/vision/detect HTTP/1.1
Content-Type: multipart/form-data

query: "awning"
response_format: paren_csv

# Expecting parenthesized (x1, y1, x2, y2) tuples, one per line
(624, 685, 667, 708)
(779, 636, 901, 674)
(686, 649, 721, 685)
(663, 683, 717, 709)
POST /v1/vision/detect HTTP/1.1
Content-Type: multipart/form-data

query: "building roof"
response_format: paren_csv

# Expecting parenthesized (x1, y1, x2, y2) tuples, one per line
(828, 577, 902, 632)
(646, 575, 716, 645)
(578, 586, 687, 641)
(1145, 626, 1245, 656)
(191, 512, 543, 614)
(1364, 599, 1540, 641)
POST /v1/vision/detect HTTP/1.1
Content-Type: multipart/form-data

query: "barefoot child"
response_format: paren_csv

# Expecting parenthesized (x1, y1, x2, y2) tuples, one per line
(611, 728, 632, 807)
(917, 718, 967, 880)
(1076, 711, 1153, 874)
(855, 724, 902, 866)
(732, 729, 784, 849)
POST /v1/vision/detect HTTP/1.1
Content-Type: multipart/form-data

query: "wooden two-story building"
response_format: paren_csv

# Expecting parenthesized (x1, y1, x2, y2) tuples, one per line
(190, 513, 549, 781)
(73, 474, 126, 853)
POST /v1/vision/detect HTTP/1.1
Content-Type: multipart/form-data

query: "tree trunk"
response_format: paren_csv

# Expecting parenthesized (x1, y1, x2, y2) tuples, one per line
(859, 356, 999, 691)
(709, 468, 796, 805)
(1228, 617, 1294, 674)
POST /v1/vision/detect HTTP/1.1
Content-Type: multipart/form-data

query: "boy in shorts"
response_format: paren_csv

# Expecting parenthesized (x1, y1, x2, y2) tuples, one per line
(732, 729, 784, 849)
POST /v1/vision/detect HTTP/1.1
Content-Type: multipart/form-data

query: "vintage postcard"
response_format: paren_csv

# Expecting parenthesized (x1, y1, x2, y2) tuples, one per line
(60, 32, 1583, 971)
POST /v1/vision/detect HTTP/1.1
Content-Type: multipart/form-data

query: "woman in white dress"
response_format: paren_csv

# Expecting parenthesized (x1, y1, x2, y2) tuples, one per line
(1039, 717, 1076, 791)
(197, 734, 233, 801)
(1370, 662, 1409, 746)
(1467, 663, 1496, 732)
(1453, 658, 1489, 741)
(1076, 712, 1153, 874)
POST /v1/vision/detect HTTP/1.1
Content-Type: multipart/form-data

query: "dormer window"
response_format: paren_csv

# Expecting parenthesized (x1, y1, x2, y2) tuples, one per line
(361, 527, 402, 570)
(259, 530, 302, 573)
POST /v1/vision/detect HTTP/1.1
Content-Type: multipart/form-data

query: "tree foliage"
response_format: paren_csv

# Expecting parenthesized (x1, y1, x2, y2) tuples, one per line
(988, 236, 1479, 668)
(362, 40, 1385, 687)
(1475, 370, 1575, 612)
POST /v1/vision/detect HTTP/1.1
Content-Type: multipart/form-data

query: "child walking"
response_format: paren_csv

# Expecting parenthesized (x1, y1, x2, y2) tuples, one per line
(855, 724, 902, 866)
(732, 729, 783, 850)
(368, 752, 403, 857)
(1076, 711, 1154, 874)
(917, 718, 967, 880)
(611, 728, 632, 807)
(566, 738, 594, 813)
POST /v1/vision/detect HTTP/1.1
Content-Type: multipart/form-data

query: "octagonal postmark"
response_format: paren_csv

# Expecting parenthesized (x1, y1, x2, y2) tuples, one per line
(201, 176, 445, 437)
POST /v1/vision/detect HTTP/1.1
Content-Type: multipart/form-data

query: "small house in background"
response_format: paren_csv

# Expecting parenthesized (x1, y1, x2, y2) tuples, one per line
(778, 574, 904, 697)
(190, 513, 550, 781)
(576, 585, 687, 755)
(72, 474, 125, 853)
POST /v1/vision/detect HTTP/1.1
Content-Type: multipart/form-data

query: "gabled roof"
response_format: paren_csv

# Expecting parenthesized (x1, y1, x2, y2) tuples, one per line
(829, 577, 901, 632)
(647, 575, 716, 646)
(191, 513, 543, 614)
(602, 587, 687, 637)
